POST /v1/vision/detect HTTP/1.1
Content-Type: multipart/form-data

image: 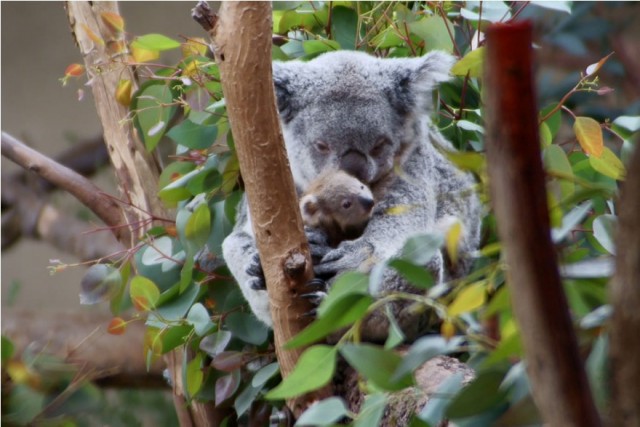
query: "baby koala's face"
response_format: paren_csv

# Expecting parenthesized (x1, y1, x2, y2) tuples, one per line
(300, 170, 374, 243)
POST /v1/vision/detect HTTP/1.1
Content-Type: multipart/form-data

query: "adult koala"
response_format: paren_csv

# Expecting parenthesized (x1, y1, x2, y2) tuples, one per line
(222, 50, 480, 341)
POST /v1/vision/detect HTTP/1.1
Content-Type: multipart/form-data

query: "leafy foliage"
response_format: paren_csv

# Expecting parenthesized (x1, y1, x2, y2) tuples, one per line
(24, 1, 637, 426)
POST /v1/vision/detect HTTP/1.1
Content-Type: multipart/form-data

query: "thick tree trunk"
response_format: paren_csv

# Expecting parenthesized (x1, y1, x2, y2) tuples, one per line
(484, 22, 601, 427)
(65, 2, 217, 425)
(609, 139, 640, 426)
(195, 1, 333, 417)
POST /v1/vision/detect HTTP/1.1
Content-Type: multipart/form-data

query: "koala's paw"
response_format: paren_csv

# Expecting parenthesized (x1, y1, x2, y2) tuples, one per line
(314, 240, 375, 277)
(246, 253, 266, 290)
(304, 227, 331, 261)
(300, 278, 329, 318)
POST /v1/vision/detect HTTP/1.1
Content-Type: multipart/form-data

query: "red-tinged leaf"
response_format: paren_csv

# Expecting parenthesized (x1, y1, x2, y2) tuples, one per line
(212, 351, 245, 372)
(65, 63, 85, 77)
(101, 12, 125, 35)
(81, 24, 105, 46)
(585, 52, 614, 77)
(132, 295, 151, 312)
(107, 317, 127, 335)
(596, 87, 614, 96)
(215, 373, 240, 406)
(574, 116, 604, 157)
(116, 79, 132, 106)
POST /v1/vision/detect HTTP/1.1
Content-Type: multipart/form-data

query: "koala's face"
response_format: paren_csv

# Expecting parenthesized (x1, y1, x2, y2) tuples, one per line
(273, 50, 455, 190)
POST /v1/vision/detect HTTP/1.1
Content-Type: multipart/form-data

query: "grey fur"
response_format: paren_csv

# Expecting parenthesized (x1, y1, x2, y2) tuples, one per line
(221, 50, 481, 338)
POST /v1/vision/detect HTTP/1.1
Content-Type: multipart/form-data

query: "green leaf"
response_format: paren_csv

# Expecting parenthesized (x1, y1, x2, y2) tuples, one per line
(551, 201, 593, 243)
(200, 331, 232, 357)
(451, 47, 485, 78)
(399, 233, 444, 265)
(79, 264, 122, 305)
(317, 271, 369, 317)
(354, 393, 387, 427)
(252, 362, 280, 388)
(226, 312, 269, 345)
(235, 383, 262, 418)
(586, 334, 609, 409)
(389, 259, 434, 289)
(2, 336, 15, 363)
(448, 281, 486, 316)
(540, 103, 562, 138)
(185, 202, 211, 251)
(540, 122, 552, 146)
(370, 26, 405, 49)
(409, 16, 454, 53)
(130, 276, 161, 311)
(543, 145, 574, 198)
(132, 82, 177, 151)
(133, 33, 181, 51)
(446, 369, 508, 419)
(266, 345, 337, 400)
(167, 119, 217, 150)
(285, 294, 374, 349)
(589, 147, 625, 180)
(186, 352, 204, 399)
(186, 303, 214, 336)
(331, 6, 358, 50)
(384, 306, 405, 350)
(295, 397, 349, 426)
(574, 116, 604, 157)
(159, 324, 193, 354)
(302, 39, 340, 56)
(592, 214, 616, 254)
(340, 343, 414, 391)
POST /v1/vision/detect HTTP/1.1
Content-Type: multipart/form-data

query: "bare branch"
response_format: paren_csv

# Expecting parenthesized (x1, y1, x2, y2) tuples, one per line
(1, 131, 125, 240)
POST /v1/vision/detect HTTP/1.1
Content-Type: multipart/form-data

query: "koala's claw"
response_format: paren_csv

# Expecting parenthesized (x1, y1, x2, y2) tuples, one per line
(302, 308, 318, 318)
(306, 278, 327, 290)
(249, 277, 266, 290)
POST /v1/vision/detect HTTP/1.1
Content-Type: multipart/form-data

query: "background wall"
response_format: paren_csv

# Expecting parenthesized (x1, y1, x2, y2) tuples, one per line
(1, 1, 207, 310)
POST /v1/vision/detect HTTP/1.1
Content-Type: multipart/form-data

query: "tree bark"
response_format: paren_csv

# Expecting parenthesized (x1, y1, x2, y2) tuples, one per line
(1, 308, 164, 388)
(484, 22, 601, 427)
(66, 2, 217, 425)
(609, 136, 640, 426)
(195, 1, 333, 417)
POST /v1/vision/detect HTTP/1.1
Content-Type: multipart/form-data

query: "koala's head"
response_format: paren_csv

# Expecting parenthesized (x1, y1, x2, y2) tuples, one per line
(273, 50, 455, 189)
(300, 170, 374, 242)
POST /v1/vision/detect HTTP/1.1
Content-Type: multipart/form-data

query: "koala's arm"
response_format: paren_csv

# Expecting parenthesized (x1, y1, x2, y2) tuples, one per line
(221, 197, 273, 327)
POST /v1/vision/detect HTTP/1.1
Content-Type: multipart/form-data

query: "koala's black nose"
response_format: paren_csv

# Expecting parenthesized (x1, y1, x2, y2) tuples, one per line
(358, 196, 374, 213)
(340, 150, 368, 182)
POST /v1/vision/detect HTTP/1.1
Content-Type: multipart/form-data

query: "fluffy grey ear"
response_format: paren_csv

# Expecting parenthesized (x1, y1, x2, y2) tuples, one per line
(387, 51, 456, 115)
(300, 194, 319, 218)
(272, 61, 303, 123)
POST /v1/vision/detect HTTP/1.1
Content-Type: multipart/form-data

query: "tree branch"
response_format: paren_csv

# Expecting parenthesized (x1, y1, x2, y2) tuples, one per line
(194, 0, 332, 417)
(1, 131, 125, 240)
(484, 22, 601, 427)
(2, 308, 164, 388)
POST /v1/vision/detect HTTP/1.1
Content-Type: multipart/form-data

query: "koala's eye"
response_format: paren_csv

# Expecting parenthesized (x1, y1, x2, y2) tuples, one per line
(315, 140, 330, 154)
(341, 199, 352, 210)
(370, 137, 390, 157)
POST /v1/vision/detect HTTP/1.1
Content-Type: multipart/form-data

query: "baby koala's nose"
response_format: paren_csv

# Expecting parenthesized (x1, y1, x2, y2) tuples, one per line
(358, 196, 375, 213)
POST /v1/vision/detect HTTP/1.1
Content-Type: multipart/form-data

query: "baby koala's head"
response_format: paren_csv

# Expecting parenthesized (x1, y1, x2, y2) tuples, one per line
(300, 170, 374, 246)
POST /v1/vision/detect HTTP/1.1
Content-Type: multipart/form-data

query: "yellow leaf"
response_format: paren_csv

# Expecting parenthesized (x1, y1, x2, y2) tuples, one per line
(81, 23, 105, 46)
(441, 320, 455, 340)
(115, 79, 132, 106)
(589, 146, 626, 181)
(386, 204, 417, 215)
(574, 116, 603, 157)
(182, 37, 209, 58)
(101, 11, 125, 35)
(448, 281, 487, 316)
(183, 60, 203, 78)
(451, 47, 485, 78)
(445, 220, 463, 267)
(131, 44, 159, 63)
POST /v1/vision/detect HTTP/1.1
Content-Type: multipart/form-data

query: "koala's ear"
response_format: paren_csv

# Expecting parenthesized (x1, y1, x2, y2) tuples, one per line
(272, 62, 300, 123)
(412, 50, 457, 91)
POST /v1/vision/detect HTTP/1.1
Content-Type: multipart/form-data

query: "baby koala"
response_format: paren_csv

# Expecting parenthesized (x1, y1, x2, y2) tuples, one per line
(299, 170, 375, 247)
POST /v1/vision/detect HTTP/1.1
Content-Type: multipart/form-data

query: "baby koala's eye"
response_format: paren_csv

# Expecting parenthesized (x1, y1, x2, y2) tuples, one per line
(315, 140, 330, 154)
(370, 137, 390, 157)
(341, 199, 352, 209)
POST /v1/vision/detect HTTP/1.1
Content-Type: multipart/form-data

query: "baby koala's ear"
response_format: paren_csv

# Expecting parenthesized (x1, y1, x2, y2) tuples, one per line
(300, 194, 319, 218)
